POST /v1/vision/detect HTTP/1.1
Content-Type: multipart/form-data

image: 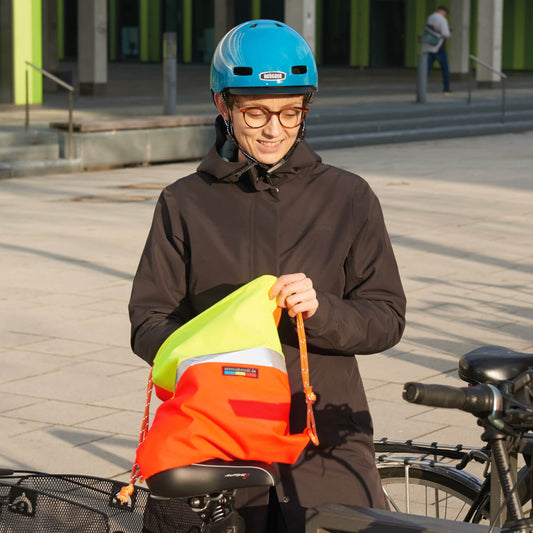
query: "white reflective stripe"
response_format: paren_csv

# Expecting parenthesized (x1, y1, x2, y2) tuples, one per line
(175, 346, 287, 388)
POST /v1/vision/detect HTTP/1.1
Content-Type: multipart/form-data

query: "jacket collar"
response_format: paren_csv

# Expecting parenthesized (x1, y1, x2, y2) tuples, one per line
(197, 115, 322, 191)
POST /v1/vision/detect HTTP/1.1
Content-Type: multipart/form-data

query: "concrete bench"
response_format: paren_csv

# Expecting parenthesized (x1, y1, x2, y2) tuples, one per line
(50, 114, 216, 169)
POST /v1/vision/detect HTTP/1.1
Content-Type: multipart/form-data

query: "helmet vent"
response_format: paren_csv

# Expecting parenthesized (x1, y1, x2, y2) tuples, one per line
(234, 67, 253, 76)
(292, 65, 308, 75)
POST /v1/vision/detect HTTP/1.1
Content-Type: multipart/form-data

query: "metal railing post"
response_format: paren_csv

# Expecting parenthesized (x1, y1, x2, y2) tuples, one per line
(68, 91, 74, 158)
(468, 55, 507, 123)
(502, 77, 506, 124)
(25, 69, 29, 130)
(24, 61, 75, 158)
(467, 65, 472, 105)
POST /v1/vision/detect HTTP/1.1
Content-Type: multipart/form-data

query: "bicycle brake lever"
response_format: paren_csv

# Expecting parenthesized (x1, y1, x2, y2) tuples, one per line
(456, 449, 490, 470)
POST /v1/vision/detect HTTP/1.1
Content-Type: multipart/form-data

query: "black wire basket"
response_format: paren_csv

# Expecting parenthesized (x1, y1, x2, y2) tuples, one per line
(0, 470, 201, 533)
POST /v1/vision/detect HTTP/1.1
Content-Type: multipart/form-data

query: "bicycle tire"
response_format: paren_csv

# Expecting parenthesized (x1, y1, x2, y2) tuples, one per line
(378, 464, 487, 522)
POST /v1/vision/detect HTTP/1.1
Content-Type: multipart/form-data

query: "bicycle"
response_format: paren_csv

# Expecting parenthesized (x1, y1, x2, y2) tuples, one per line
(3, 344, 533, 532)
(308, 344, 533, 533)
(144, 344, 533, 532)
(373, 345, 533, 526)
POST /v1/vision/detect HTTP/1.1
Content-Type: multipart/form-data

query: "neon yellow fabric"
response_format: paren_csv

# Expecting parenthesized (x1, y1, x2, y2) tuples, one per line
(152, 275, 281, 393)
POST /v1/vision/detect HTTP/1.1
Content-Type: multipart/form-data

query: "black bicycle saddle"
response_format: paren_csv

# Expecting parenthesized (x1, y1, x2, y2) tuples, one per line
(458, 346, 533, 385)
(145, 459, 279, 498)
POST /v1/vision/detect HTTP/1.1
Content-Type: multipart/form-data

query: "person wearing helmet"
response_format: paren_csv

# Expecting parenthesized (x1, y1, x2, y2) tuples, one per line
(130, 19, 405, 533)
(209, 19, 317, 173)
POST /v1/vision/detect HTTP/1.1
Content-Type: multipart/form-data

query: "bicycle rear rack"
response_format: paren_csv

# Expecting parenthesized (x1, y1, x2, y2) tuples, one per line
(375, 437, 490, 471)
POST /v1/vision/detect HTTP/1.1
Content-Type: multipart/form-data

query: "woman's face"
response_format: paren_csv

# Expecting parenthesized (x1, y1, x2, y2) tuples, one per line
(215, 93, 306, 166)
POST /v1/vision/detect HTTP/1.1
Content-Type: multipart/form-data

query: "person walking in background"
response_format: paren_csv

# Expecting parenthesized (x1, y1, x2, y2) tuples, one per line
(426, 5, 451, 94)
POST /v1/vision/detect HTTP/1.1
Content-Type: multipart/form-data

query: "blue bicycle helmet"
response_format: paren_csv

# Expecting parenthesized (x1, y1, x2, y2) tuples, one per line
(211, 20, 318, 95)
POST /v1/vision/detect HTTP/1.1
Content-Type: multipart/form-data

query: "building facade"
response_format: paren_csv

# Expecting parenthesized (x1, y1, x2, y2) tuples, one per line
(1, 0, 532, 105)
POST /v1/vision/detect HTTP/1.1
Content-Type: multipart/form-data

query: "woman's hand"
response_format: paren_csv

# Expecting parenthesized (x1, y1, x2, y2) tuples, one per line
(269, 273, 318, 320)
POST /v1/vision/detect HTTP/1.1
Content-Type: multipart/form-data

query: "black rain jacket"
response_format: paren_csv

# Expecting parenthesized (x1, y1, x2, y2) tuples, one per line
(129, 116, 406, 522)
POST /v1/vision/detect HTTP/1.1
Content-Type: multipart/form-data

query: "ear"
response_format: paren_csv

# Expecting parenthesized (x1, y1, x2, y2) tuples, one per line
(214, 93, 229, 120)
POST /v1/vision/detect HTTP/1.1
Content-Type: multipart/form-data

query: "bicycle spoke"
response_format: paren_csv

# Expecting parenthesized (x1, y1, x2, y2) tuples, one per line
(379, 465, 482, 521)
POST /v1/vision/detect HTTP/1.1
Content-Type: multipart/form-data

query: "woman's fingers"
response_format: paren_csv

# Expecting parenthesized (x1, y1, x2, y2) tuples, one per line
(269, 273, 318, 319)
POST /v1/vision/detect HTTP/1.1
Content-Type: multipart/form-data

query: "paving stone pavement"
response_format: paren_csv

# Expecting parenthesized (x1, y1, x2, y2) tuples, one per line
(1, 131, 533, 485)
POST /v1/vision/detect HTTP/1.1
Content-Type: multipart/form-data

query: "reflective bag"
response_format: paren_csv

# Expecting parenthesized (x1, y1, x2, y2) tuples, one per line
(126, 275, 318, 485)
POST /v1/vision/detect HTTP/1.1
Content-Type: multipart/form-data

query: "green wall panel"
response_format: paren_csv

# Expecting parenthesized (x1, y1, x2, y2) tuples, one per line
(405, 0, 427, 68)
(149, 0, 161, 62)
(502, 0, 515, 69)
(512, 0, 525, 69)
(57, 0, 64, 60)
(350, 0, 369, 67)
(502, 0, 531, 70)
(183, 0, 193, 63)
(525, 0, 533, 69)
(140, 0, 162, 62)
(251, 0, 261, 19)
(140, 0, 149, 61)
(31, 0, 42, 101)
(13, 0, 42, 105)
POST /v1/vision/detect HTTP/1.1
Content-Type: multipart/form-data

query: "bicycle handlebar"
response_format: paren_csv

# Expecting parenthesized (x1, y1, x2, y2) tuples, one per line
(403, 382, 501, 416)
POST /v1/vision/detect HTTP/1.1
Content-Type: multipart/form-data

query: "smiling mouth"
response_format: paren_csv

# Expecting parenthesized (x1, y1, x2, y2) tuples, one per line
(258, 140, 283, 148)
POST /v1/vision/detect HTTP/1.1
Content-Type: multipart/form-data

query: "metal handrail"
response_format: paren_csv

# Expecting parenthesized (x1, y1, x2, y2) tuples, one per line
(468, 54, 507, 123)
(25, 61, 74, 159)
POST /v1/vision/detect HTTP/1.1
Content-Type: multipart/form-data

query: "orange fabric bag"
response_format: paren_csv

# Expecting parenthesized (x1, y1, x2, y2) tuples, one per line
(123, 276, 318, 490)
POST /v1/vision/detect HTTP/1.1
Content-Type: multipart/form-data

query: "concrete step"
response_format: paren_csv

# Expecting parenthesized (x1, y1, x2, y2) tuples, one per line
(307, 97, 533, 125)
(0, 144, 60, 162)
(307, 119, 533, 150)
(0, 158, 82, 179)
(306, 98, 533, 124)
(306, 109, 533, 138)
(0, 129, 59, 147)
(0, 129, 70, 176)
(305, 97, 533, 148)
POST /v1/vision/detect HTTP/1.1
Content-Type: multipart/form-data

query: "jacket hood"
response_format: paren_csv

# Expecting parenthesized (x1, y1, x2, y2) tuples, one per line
(197, 115, 322, 190)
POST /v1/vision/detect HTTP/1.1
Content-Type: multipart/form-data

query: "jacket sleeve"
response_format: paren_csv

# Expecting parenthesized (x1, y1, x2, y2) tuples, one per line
(303, 185, 406, 355)
(128, 189, 193, 365)
(440, 16, 451, 38)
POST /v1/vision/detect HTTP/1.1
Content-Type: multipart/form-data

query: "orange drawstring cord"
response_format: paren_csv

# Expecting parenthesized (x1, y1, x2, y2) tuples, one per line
(296, 312, 319, 446)
(117, 368, 154, 503)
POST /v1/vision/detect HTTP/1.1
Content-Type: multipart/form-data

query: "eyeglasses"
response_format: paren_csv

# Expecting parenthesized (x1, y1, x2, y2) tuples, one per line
(238, 106, 309, 129)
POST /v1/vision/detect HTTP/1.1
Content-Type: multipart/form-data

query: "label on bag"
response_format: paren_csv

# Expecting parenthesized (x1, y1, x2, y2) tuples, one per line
(222, 366, 258, 378)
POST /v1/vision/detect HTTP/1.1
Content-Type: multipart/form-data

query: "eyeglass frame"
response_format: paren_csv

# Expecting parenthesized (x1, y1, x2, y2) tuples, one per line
(237, 105, 309, 129)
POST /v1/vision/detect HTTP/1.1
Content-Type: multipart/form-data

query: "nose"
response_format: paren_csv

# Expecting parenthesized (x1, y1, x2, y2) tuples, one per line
(263, 113, 284, 136)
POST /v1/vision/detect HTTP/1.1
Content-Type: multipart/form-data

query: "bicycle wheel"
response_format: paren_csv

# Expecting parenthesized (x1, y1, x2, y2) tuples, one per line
(378, 464, 487, 522)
